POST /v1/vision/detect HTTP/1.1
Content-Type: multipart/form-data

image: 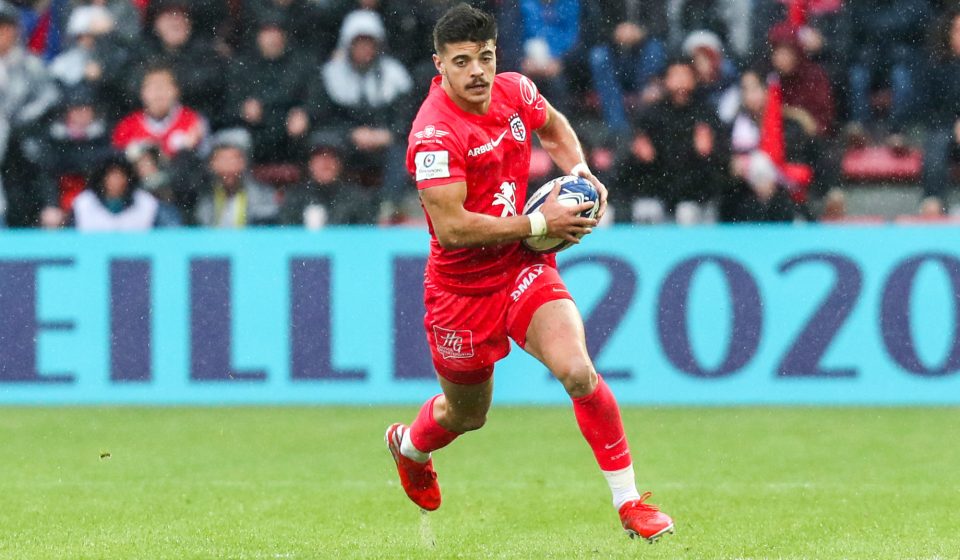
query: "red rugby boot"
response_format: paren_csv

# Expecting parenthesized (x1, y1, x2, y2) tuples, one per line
(385, 423, 441, 511)
(618, 492, 674, 542)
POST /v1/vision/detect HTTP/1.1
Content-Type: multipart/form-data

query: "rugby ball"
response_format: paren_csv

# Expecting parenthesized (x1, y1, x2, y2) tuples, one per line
(522, 175, 599, 253)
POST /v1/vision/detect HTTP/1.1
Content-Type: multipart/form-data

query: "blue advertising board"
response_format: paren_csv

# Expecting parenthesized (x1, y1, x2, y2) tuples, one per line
(1, 226, 960, 405)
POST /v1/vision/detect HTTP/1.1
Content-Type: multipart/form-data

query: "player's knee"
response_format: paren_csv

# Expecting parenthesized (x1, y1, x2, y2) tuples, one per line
(554, 360, 597, 398)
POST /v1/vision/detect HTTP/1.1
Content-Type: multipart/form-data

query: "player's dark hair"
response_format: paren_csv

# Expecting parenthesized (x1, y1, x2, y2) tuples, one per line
(433, 3, 497, 54)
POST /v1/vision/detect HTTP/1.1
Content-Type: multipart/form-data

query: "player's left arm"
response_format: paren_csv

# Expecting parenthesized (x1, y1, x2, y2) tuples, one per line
(534, 100, 608, 220)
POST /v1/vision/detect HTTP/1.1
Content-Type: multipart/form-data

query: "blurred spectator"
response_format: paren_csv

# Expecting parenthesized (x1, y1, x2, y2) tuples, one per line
(72, 152, 160, 231)
(195, 128, 279, 227)
(307, 9, 412, 206)
(768, 22, 835, 135)
(240, 0, 322, 55)
(112, 65, 208, 219)
(383, 0, 465, 66)
(682, 30, 737, 115)
(32, 86, 113, 229)
(112, 65, 207, 158)
(226, 13, 311, 163)
(584, 0, 667, 134)
(718, 150, 797, 222)
(728, 70, 820, 169)
(518, 0, 580, 114)
(819, 187, 847, 221)
(0, 1, 60, 227)
(750, 1, 848, 76)
(922, 8, 960, 201)
(613, 58, 729, 223)
(129, 0, 226, 122)
(144, 0, 230, 43)
(919, 195, 947, 218)
(846, 0, 931, 139)
(49, 5, 131, 117)
(374, 0, 517, 94)
(69, 0, 142, 42)
(126, 141, 184, 226)
(668, 0, 753, 62)
(280, 132, 378, 227)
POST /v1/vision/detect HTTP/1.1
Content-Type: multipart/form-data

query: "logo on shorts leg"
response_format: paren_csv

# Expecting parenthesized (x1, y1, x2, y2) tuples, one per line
(433, 326, 475, 360)
(510, 264, 545, 302)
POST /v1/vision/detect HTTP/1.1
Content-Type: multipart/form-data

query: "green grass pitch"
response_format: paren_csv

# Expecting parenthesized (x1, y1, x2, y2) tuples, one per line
(1, 406, 958, 559)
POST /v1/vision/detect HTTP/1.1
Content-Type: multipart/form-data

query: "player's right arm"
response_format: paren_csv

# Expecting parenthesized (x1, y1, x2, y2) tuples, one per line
(420, 181, 597, 249)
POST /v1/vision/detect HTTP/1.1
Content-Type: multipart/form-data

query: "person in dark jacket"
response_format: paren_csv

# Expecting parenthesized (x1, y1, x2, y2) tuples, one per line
(226, 13, 312, 163)
(33, 86, 114, 229)
(49, 5, 132, 120)
(127, 0, 226, 123)
(718, 150, 797, 223)
(922, 9, 960, 201)
(240, 0, 323, 54)
(614, 58, 729, 223)
(280, 133, 378, 227)
(143, 0, 230, 43)
(307, 9, 413, 206)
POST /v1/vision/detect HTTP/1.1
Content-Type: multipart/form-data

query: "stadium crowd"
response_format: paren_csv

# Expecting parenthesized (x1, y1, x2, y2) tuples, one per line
(1, 0, 960, 229)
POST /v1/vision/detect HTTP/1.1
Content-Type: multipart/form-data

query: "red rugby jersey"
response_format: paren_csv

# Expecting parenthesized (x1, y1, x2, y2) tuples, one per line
(406, 72, 549, 294)
(112, 105, 206, 158)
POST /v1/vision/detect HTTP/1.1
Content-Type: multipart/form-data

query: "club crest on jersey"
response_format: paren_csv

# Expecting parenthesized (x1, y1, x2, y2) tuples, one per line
(509, 114, 526, 142)
(433, 326, 474, 360)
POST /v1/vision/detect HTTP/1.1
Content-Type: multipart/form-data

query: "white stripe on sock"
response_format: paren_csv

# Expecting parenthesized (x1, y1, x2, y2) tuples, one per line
(603, 464, 641, 510)
(400, 426, 430, 463)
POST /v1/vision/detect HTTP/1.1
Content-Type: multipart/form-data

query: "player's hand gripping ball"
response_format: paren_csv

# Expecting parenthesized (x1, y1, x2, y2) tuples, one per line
(522, 175, 599, 253)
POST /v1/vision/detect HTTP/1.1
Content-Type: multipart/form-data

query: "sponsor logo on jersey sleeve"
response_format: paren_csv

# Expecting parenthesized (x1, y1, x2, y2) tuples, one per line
(415, 150, 451, 181)
(519, 76, 538, 105)
(519, 76, 545, 111)
(414, 125, 450, 140)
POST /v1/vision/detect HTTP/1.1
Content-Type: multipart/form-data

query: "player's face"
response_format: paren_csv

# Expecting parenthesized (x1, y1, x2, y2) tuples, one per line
(434, 40, 496, 111)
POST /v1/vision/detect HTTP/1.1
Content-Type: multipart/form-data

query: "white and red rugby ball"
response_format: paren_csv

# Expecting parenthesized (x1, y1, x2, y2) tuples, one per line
(521, 175, 599, 253)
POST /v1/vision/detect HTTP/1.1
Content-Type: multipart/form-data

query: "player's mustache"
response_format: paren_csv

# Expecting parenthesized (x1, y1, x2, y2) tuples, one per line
(468, 80, 489, 87)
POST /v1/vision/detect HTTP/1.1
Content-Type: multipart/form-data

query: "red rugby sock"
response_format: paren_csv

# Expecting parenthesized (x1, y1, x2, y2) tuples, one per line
(408, 394, 461, 454)
(572, 375, 632, 472)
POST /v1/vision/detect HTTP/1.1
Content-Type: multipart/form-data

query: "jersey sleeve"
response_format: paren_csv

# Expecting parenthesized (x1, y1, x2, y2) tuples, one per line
(500, 72, 548, 131)
(406, 121, 468, 190)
